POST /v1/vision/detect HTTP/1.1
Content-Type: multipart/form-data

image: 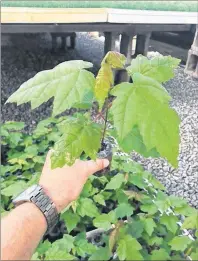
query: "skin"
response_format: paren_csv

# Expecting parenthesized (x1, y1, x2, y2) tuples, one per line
(1, 151, 109, 260)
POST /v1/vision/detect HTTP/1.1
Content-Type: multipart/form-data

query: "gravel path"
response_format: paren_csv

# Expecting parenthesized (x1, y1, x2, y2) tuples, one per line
(1, 33, 198, 208)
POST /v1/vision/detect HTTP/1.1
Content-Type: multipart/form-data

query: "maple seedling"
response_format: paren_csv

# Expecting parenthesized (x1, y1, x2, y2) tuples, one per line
(6, 52, 180, 169)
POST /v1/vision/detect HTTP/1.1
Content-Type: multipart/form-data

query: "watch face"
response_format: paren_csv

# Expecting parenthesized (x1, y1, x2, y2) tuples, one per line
(24, 184, 37, 195)
(13, 184, 37, 203)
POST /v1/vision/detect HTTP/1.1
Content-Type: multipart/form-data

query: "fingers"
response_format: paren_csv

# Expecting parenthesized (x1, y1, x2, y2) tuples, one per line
(84, 159, 109, 176)
(43, 150, 109, 177)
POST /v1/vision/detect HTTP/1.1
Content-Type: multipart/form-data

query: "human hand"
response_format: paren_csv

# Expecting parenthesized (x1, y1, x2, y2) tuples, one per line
(39, 151, 109, 213)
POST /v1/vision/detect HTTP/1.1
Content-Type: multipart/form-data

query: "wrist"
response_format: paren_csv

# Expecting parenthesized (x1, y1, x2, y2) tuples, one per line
(39, 183, 69, 213)
(17, 202, 47, 232)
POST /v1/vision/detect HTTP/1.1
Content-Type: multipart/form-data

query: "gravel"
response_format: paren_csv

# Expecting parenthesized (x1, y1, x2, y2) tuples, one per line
(1, 33, 198, 208)
(1, 33, 101, 131)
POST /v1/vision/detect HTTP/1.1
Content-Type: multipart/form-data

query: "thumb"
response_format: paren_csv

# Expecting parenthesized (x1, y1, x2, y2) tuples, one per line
(43, 150, 52, 171)
(84, 159, 109, 176)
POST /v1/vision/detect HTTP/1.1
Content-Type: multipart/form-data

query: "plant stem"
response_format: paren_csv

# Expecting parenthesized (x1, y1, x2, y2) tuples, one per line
(101, 101, 109, 145)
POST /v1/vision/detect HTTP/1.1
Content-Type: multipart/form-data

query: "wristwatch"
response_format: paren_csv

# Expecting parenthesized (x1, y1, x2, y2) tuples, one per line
(12, 184, 59, 234)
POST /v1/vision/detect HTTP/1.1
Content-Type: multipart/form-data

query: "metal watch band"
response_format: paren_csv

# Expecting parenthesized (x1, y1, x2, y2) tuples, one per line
(30, 185, 59, 233)
(13, 184, 59, 234)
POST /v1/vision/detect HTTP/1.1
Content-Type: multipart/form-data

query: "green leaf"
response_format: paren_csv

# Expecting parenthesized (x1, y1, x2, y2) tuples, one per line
(2, 121, 25, 131)
(127, 220, 144, 239)
(61, 211, 80, 233)
(174, 205, 197, 216)
(100, 191, 112, 201)
(33, 118, 56, 137)
(36, 240, 51, 255)
(8, 157, 28, 166)
(140, 204, 158, 215)
(31, 252, 40, 260)
(144, 218, 156, 236)
(32, 155, 45, 165)
(148, 236, 163, 246)
(115, 203, 134, 218)
(155, 199, 171, 213)
(1, 164, 22, 176)
(77, 198, 99, 218)
(126, 54, 180, 83)
(89, 247, 111, 261)
(51, 116, 102, 168)
(6, 60, 95, 116)
(123, 190, 144, 202)
(9, 132, 22, 146)
(168, 195, 187, 208)
(160, 214, 179, 234)
(74, 232, 97, 257)
(47, 131, 61, 142)
(108, 211, 117, 224)
(81, 180, 98, 197)
(103, 51, 126, 69)
(151, 249, 171, 260)
(116, 126, 159, 158)
(91, 175, 108, 185)
(105, 174, 125, 190)
(93, 193, 106, 206)
(1, 127, 9, 137)
(25, 145, 38, 156)
(117, 235, 143, 261)
(169, 236, 192, 251)
(52, 234, 74, 252)
(93, 213, 114, 230)
(182, 213, 198, 229)
(94, 51, 126, 109)
(111, 73, 180, 167)
(45, 245, 75, 260)
(1, 208, 9, 218)
(128, 173, 146, 189)
(190, 249, 198, 261)
(116, 190, 128, 204)
(27, 173, 41, 186)
(1, 181, 28, 198)
(73, 89, 94, 109)
(94, 63, 113, 109)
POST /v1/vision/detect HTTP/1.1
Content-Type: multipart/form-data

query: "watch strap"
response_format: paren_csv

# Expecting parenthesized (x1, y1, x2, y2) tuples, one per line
(30, 185, 59, 234)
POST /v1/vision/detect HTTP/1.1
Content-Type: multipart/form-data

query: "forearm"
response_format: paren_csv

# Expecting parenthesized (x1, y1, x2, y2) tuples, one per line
(1, 202, 47, 260)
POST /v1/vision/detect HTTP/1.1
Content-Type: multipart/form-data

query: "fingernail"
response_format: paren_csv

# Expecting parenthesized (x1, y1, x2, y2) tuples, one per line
(103, 159, 109, 168)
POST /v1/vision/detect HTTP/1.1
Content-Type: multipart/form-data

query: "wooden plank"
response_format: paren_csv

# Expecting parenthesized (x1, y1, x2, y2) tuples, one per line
(1, 23, 191, 34)
(2, 7, 197, 25)
(1, 7, 108, 23)
(108, 9, 198, 24)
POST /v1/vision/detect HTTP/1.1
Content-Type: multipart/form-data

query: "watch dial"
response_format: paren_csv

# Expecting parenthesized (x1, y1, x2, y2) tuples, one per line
(25, 184, 37, 195)
(14, 184, 37, 202)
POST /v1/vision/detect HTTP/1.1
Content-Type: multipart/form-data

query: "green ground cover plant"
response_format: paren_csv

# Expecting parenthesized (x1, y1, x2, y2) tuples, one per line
(2, 1, 197, 12)
(2, 52, 198, 260)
